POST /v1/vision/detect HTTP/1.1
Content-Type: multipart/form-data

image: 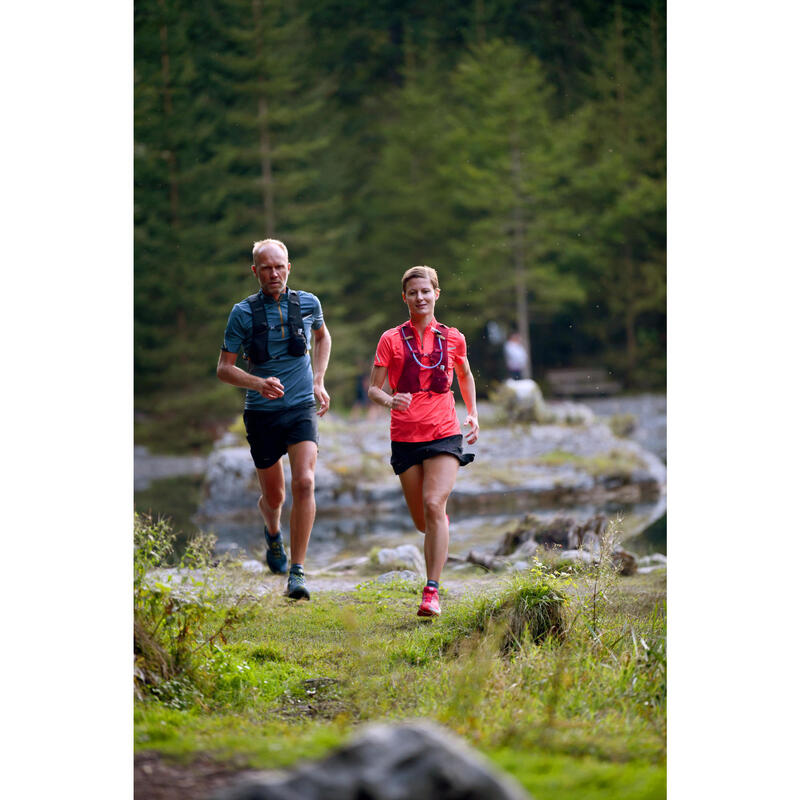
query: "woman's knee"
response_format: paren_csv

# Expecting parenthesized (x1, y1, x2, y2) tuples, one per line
(423, 494, 447, 520)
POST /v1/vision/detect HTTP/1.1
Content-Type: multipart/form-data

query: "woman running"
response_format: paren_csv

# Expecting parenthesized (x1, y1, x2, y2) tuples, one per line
(368, 266, 479, 617)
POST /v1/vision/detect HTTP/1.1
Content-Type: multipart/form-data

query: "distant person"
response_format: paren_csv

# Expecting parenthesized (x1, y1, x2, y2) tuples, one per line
(503, 331, 527, 380)
(368, 266, 479, 618)
(216, 238, 331, 601)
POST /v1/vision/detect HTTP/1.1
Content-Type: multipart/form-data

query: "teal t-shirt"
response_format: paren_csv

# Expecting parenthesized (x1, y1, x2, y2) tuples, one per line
(222, 288, 324, 411)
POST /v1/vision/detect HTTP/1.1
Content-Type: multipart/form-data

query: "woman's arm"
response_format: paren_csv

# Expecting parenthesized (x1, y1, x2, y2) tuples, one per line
(368, 365, 412, 411)
(454, 356, 479, 444)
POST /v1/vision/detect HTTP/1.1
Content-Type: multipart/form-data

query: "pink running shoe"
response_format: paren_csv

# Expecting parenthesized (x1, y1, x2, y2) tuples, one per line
(417, 586, 441, 617)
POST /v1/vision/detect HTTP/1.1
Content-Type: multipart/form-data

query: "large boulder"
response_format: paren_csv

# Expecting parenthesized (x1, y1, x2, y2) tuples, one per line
(210, 720, 531, 800)
(374, 544, 425, 574)
(489, 379, 594, 425)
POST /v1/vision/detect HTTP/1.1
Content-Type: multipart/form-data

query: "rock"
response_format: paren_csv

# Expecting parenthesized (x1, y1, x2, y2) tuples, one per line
(241, 560, 265, 574)
(201, 447, 261, 515)
(489, 379, 594, 426)
(466, 550, 509, 572)
(496, 514, 607, 556)
(374, 545, 425, 574)
(558, 549, 595, 566)
(612, 547, 637, 576)
(210, 720, 531, 800)
(557, 547, 637, 575)
(377, 570, 418, 584)
(510, 540, 539, 560)
(512, 561, 531, 572)
(322, 556, 370, 573)
(638, 553, 667, 568)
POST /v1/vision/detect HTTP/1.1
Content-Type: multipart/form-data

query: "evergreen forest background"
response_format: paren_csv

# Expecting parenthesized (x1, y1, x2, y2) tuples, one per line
(134, 0, 666, 452)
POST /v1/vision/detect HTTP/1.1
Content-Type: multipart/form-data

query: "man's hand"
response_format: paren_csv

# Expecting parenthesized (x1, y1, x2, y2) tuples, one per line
(257, 377, 285, 399)
(463, 414, 479, 445)
(314, 380, 330, 417)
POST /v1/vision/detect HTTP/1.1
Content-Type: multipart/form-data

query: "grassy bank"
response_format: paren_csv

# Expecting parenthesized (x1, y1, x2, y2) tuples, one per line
(134, 516, 666, 799)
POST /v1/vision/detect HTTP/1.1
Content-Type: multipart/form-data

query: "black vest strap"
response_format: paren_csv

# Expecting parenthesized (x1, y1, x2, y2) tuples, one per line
(244, 289, 307, 367)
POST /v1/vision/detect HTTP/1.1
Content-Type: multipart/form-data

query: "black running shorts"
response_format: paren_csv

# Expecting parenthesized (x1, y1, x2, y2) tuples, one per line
(243, 404, 318, 469)
(390, 434, 475, 476)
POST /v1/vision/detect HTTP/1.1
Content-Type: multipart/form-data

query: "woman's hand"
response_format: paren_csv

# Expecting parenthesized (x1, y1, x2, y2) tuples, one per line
(390, 392, 413, 411)
(463, 413, 479, 445)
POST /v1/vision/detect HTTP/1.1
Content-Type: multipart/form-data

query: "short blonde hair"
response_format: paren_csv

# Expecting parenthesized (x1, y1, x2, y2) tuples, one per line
(402, 265, 439, 293)
(252, 238, 289, 261)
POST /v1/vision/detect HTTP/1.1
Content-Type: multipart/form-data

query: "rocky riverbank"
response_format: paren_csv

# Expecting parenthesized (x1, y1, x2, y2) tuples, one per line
(197, 401, 666, 522)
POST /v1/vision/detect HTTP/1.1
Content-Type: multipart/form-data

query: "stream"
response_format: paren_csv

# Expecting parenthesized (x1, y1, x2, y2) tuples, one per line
(134, 394, 666, 568)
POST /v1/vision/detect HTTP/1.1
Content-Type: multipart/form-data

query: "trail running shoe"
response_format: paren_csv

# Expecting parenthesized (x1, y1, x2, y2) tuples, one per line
(417, 586, 441, 617)
(286, 568, 311, 601)
(265, 529, 288, 574)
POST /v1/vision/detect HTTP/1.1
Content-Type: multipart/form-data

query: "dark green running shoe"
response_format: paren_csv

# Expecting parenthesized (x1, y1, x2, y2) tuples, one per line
(265, 528, 288, 574)
(286, 568, 310, 600)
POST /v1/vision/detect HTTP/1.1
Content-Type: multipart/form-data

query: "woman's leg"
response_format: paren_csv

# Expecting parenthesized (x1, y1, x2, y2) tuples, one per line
(420, 454, 460, 582)
(398, 463, 426, 533)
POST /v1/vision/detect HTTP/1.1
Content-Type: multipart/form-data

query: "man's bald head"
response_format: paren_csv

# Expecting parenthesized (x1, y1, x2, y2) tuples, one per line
(253, 238, 289, 263)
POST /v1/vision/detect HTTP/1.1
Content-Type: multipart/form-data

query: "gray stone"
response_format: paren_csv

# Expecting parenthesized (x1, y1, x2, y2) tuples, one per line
(323, 556, 370, 573)
(210, 720, 531, 800)
(638, 553, 667, 568)
(375, 544, 425, 574)
(377, 570, 418, 584)
(558, 549, 595, 565)
(241, 560, 265, 574)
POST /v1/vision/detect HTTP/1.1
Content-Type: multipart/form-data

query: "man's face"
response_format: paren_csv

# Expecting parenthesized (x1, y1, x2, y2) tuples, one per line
(252, 245, 291, 298)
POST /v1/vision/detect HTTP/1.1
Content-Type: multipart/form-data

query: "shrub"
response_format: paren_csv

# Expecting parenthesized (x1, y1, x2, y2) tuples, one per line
(133, 513, 253, 708)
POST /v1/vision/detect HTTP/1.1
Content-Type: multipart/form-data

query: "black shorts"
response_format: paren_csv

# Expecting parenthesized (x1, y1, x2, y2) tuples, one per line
(390, 434, 475, 476)
(243, 405, 318, 469)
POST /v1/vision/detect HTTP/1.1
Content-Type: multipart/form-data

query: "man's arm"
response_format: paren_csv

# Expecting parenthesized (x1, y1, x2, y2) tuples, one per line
(311, 323, 331, 416)
(216, 350, 285, 399)
(454, 356, 479, 444)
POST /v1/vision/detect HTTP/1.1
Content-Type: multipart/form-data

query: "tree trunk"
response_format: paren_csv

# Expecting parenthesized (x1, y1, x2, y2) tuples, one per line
(510, 139, 532, 379)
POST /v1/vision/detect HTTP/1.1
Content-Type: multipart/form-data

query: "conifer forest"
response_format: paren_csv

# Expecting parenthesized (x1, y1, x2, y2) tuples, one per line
(134, 0, 666, 450)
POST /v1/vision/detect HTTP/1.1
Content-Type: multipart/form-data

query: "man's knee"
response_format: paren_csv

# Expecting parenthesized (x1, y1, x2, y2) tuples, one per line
(291, 470, 315, 498)
(259, 488, 284, 510)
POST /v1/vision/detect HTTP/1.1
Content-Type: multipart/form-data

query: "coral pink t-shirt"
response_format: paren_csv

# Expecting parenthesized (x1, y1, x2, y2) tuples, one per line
(374, 318, 467, 442)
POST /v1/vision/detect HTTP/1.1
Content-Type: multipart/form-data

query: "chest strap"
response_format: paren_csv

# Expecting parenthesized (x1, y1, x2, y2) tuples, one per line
(244, 289, 307, 367)
(395, 321, 450, 394)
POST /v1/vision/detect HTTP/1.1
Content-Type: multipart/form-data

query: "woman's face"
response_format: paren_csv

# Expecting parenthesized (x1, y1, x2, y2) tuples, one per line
(403, 277, 440, 316)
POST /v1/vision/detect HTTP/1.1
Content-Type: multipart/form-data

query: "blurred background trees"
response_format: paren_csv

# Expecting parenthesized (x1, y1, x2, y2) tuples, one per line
(134, 0, 665, 451)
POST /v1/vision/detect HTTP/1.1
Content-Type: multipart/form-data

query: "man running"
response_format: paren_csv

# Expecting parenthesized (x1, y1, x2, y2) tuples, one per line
(217, 238, 331, 600)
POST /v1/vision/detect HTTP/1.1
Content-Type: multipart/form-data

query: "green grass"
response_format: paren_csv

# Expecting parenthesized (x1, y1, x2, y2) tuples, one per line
(134, 518, 665, 799)
(534, 448, 644, 477)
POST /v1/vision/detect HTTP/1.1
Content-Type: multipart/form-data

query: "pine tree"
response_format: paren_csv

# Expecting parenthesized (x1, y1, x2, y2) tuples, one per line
(441, 40, 586, 377)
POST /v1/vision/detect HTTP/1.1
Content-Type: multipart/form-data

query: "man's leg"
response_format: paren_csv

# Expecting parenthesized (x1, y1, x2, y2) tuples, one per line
(420, 455, 459, 583)
(286, 440, 318, 566)
(256, 459, 285, 534)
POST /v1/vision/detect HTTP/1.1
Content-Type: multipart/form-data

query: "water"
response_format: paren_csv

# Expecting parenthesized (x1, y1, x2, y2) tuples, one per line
(203, 500, 666, 569)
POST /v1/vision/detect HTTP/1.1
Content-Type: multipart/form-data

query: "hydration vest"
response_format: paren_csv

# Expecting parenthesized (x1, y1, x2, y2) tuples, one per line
(395, 321, 450, 394)
(244, 289, 307, 367)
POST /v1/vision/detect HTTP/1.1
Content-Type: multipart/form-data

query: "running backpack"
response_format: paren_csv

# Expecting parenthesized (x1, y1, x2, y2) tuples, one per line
(244, 289, 307, 366)
(395, 321, 450, 393)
